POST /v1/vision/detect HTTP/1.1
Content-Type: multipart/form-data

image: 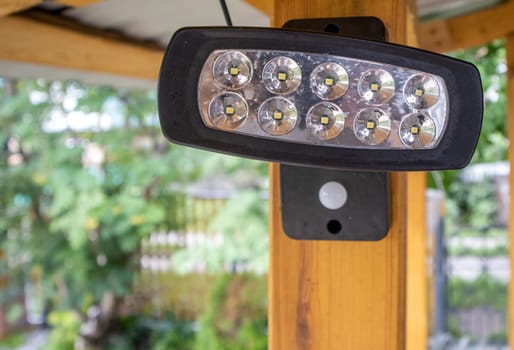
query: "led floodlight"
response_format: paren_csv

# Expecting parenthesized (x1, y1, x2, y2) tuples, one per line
(158, 26, 483, 171)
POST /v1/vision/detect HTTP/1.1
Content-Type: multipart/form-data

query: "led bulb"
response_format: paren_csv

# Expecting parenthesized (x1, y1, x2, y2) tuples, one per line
(310, 62, 349, 100)
(399, 113, 436, 148)
(262, 56, 302, 94)
(257, 97, 298, 135)
(212, 51, 253, 90)
(404, 74, 440, 109)
(354, 108, 391, 145)
(358, 69, 395, 104)
(306, 102, 346, 140)
(208, 92, 248, 130)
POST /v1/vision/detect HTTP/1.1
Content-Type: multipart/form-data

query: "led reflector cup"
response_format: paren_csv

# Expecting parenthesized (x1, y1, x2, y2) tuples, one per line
(310, 62, 349, 100)
(258, 97, 298, 135)
(306, 102, 346, 140)
(212, 51, 253, 90)
(403, 74, 440, 109)
(358, 69, 395, 104)
(399, 113, 436, 148)
(208, 92, 248, 130)
(354, 108, 392, 145)
(262, 56, 302, 94)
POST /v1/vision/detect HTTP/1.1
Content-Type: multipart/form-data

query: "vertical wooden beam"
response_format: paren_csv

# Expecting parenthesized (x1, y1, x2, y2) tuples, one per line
(405, 1, 429, 348)
(507, 33, 514, 350)
(55, 0, 100, 6)
(268, 1, 413, 349)
(406, 172, 428, 350)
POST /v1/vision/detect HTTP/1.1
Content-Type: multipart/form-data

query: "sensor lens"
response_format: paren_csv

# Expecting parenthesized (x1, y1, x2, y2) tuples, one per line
(257, 97, 298, 135)
(358, 69, 395, 104)
(404, 74, 440, 109)
(319, 181, 348, 210)
(354, 108, 391, 145)
(208, 92, 248, 130)
(399, 113, 436, 148)
(212, 51, 253, 90)
(306, 102, 346, 140)
(310, 62, 349, 100)
(262, 56, 302, 94)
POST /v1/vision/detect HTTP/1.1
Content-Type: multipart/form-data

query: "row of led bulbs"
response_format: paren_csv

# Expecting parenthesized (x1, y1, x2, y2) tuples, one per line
(208, 93, 435, 147)
(211, 51, 441, 109)
(208, 51, 438, 147)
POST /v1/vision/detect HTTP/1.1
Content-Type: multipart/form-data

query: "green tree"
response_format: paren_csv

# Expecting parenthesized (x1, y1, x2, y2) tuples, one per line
(431, 41, 507, 190)
(0, 77, 269, 348)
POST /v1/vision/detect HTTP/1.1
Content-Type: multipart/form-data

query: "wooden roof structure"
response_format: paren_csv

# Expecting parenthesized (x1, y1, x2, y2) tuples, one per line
(1, 0, 514, 86)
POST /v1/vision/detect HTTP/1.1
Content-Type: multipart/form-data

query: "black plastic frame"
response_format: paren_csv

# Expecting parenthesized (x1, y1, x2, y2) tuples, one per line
(282, 16, 387, 41)
(158, 27, 483, 171)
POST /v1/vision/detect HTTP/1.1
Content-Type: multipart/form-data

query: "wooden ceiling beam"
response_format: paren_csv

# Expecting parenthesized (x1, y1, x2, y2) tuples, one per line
(0, 0, 41, 17)
(55, 0, 100, 6)
(418, 0, 514, 52)
(0, 12, 164, 81)
(244, 0, 272, 17)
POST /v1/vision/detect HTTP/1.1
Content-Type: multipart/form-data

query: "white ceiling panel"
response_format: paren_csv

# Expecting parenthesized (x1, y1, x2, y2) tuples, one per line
(62, 0, 270, 47)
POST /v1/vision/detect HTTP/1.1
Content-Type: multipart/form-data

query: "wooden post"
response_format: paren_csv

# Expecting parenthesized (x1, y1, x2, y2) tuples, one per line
(507, 33, 514, 350)
(406, 172, 428, 349)
(405, 2, 429, 347)
(268, 1, 427, 349)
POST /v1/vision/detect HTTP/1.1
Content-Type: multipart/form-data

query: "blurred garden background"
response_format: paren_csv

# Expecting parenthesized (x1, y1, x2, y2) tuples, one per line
(0, 77, 269, 349)
(0, 40, 511, 349)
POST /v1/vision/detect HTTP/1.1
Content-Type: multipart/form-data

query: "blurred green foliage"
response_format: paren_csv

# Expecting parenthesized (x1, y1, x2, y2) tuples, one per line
(448, 275, 507, 311)
(0, 78, 269, 348)
(438, 41, 509, 343)
(430, 40, 507, 190)
(0, 331, 26, 349)
(44, 311, 81, 350)
(172, 190, 269, 275)
(445, 179, 498, 232)
(106, 312, 196, 350)
(194, 274, 267, 350)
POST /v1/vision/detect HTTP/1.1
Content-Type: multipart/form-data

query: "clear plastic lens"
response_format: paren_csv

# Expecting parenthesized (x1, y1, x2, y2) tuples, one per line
(199, 50, 448, 150)
(403, 74, 440, 109)
(208, 92, 248, 130)
(306, 102, 346, 140)
(358, 69, 395, 104)
(354, 108, 392, 145)
(258, 97, 298, 135)
(212, 51, 253, 90)
(310, 62, 349, 100)
(262, 56, 302, 94)
(399, 113, 436, 148)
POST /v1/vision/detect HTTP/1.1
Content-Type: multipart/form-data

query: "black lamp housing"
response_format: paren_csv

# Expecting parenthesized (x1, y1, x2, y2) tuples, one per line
(158, 27, 483, 171)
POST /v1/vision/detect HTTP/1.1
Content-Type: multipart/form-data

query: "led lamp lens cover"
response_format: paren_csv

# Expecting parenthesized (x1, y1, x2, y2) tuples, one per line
(158, 27, 483, 171)
(200, 49, 446, 149)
